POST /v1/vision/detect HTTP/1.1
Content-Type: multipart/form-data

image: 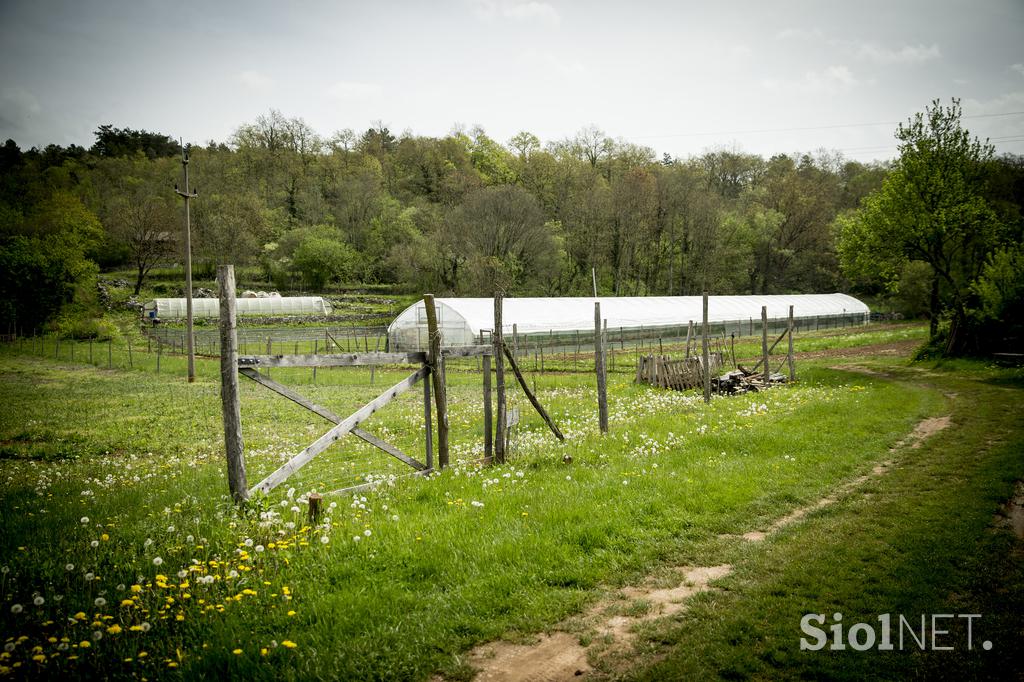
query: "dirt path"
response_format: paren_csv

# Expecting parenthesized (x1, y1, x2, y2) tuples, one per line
(457, 406, 953, 681)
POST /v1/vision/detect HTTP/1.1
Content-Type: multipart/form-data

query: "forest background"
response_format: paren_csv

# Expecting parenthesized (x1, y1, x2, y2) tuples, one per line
(2, 102, 1022, 354)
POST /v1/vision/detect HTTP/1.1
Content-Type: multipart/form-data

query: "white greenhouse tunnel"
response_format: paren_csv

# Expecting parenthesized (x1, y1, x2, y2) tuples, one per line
(387, 294, 870, 351)
(142, 296, 332, 319)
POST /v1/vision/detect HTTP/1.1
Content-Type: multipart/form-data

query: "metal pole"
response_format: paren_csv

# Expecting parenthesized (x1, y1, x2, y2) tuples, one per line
(175, 142, 198, 383)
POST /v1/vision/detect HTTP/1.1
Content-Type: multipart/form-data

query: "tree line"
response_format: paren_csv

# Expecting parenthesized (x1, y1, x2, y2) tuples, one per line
(1, 103, 1021, 353)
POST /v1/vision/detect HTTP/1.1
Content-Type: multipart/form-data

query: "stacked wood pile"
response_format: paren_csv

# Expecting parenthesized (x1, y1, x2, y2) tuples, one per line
(635, 353, 723, 390)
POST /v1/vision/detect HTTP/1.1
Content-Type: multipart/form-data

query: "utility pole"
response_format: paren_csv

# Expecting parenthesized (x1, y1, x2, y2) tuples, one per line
(175, 142, 198, 383)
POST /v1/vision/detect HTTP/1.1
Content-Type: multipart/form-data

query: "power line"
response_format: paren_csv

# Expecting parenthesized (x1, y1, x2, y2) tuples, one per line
(639, 110, 1024, 140)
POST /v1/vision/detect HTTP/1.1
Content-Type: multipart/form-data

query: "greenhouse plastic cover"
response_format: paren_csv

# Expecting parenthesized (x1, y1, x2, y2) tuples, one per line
(388, 294, 869, 350)
(143, 296, 331, 319)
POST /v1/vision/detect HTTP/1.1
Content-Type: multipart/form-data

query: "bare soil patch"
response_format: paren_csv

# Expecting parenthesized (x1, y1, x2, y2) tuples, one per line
(996, 481, 1024, 540)
(465, 565, 734, 681)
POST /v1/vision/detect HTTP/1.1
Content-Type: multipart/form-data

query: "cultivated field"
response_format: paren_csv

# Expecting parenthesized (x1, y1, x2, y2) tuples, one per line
(1, 323, 1021, 681)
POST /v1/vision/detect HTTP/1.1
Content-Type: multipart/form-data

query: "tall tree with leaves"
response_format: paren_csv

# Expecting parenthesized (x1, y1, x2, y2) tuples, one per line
(837, 99, 1004, 353)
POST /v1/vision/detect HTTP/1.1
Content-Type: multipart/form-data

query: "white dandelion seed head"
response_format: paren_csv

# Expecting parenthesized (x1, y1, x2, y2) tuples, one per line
(80, 517, 89, 524)
(320, 536, 329, 544)
(152, 557, 163, 566)
(33, 596, 44, 606)
(353, 536, 361, 543)
(94, 597, 106, 607)
(140, 622, 151, 632)
(10, 604, 23, 614)
(90, 540, 99, 548)
(255, 545, 265, 553)
(92, 630, 103, 641)
(65, 563, 75, 571)
(363, 529, 372, 537)
(85, 572, 95, 581)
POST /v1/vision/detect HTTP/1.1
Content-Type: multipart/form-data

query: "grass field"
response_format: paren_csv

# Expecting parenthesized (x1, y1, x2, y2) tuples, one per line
(0, 323, 1021, 680)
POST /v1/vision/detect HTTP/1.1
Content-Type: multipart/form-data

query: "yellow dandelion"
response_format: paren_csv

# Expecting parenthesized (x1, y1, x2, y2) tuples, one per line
(32, 654, 45, 663)
(107, 625, 122, 635)
(73, 612, 87, 621)
(260, 647, 268, 656)
(232, 649, 243, 655)
(131, 585, 142, 593)
(287, 610, 296, 617)
(79, 641, 91, 649)
(281, 640, 297, 649)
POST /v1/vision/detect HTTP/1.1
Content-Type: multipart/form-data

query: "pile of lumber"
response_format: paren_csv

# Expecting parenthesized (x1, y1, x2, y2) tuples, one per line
(713, 366, 788, 394)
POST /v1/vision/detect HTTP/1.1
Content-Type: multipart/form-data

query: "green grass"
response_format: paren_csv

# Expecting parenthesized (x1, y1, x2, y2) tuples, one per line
(0, 324, 1020, 680)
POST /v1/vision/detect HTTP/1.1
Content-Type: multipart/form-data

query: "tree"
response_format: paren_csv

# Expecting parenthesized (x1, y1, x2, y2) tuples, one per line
(447, 185, 560, 294)
(91, 125, 178, 159)
(291, 230, 357, 291)
(837, 99, 1006, 354)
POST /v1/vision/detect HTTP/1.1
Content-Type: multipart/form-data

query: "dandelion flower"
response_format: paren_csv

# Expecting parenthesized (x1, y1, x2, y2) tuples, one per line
(94, 597, 107, 607)
(287, 610, 296, 617)
(391, 514, 399, 521)
(140, 622, 151, 632)
(363, 529, 372, 537)
(232, 648, 243, 655)
(85, 572, 95, 581)
(152, 557, 163, 566)
(65, 563, 74, 572)
(281, 640, 297, 649)
(10, 604, 23, 614)
(255, 545, 265, 553)
(80, 517, 89, 524)
(143, 538, 153, 548)
(107, 624, 122, 634)
(100, 534, 109, 541)
(33, 596, 45, 606)
(90, 540, 99, 548)
(353, 536, 361, 543)
(320, 536, 329, 544)
(79, 641, 90, 648)
(92, 631, 103, 641)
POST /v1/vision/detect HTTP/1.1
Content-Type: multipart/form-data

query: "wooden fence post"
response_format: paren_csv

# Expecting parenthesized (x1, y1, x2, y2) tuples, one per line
(483, 353, 493, 462)
(788, 305, 795, 382)
(218, 265, 248, 505)
(423, 294, 449, 469)
(493, 292, 507, 465)
(702, 292, 711, 404)
(423, 377, 433, 470)
(595, 302, 609, 433)
(761, 305, 770, 385)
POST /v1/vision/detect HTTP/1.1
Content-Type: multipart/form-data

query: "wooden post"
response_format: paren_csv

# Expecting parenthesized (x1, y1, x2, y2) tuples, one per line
(157, 343, 161, 372)
(685, 320, 693, 358)
(127, 338, 132, 368)
(512, 323, 519, 358)
(107, 339, 112, 369)
(595, 302, 608, 433)
(787, 305, 795, 382)
(313, 339, 318, 383)
(423, 294, 449, 469)
(761, 305, 770, 385)
(702, 292, 711, 404)
(218, 265, 248, 504)
(307, 493, 322, 524)
(501, 342, 564, 441)
(423, 376, 433, 470)
(483, 353, 493, 462)
(493, 292, 507, 464)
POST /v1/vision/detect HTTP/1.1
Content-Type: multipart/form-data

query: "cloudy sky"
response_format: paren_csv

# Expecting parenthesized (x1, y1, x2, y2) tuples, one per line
(1, 0, 1022, 162)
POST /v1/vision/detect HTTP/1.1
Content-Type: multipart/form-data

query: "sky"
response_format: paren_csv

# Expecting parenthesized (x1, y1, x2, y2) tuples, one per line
(1, 0, 1022, 163)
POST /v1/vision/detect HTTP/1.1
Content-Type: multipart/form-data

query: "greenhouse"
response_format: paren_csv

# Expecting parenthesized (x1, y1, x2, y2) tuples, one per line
(142, 296, 332, 320)
(387, 294, 870, 351)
